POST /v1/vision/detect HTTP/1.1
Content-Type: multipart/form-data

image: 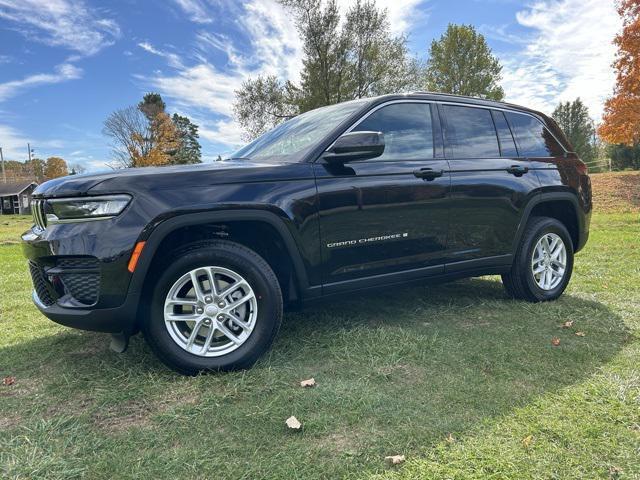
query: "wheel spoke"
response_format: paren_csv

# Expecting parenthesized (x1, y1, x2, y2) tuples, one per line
(200, 325, 217, 354)
(220, 280, 250, 299)
(186, 320, 204, 350)
(166, 299, 198, 308)
(551, 259, 565, 269)
(533, 264, 546, 275)
(206, 268, 219, 296)
(165, 312, 200, 322)
(226, 292, 255, 311)
(216, 321, 242, 345)
(190, 271, 205, 301)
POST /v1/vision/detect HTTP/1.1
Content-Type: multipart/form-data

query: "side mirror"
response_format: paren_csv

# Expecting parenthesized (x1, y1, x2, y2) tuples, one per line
(323, 131, 385, 164)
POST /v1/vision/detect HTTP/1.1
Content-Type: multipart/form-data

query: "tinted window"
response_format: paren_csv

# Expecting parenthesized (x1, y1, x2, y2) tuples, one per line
(505, 112, 565, 157)
(443, 105, 500, 158)
(352, 103, 434, 160)
(491, 110, 518, 157)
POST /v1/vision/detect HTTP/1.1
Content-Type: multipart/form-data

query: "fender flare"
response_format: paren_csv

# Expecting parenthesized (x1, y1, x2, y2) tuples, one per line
(511, 191, 584, 254)
(128, 209, 311, 296)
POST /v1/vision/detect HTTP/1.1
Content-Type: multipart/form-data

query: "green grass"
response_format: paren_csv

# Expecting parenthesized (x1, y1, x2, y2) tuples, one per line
(1, 213, 639, 479)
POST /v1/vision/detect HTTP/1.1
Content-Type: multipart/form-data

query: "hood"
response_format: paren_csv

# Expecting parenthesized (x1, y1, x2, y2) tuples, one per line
(34, 160, 309, 198)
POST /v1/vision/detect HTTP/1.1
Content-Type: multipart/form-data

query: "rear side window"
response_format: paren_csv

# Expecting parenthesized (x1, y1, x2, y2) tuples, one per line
(491, 110, 518, 157)
(443, 105, 500, 158)
(352, 103, 434, 160)
(505, 112, 565, 157)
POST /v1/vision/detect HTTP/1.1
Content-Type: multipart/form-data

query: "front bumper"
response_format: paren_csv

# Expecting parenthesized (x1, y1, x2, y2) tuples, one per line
(22, 217, 142, 334)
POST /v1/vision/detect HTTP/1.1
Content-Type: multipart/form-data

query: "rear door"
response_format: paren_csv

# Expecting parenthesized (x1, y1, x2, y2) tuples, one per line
(313, 101, 451, 291)
(440, 104, 541, 270)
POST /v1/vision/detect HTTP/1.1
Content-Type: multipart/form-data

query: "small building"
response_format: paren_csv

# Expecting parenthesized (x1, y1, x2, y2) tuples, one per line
(0, 181, 38, 215)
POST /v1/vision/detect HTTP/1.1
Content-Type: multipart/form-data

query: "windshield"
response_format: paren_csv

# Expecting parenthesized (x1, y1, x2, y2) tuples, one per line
(230, 99, 368, 163)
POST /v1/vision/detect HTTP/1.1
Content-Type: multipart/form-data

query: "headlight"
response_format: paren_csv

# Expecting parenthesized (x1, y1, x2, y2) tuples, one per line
(46, 195, 131, 223)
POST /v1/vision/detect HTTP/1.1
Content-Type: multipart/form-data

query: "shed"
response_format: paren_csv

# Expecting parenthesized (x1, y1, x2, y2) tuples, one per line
(0, 181, 38, 215)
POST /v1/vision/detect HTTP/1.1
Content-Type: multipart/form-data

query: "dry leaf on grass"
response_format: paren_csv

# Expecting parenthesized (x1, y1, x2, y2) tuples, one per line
(522, 435, 533, 448)
(551, 337, 561, 346)
(561, 320, 574, 329)
(446, 433, 455, 444)
(2, 376, 15, 386)
(575, 331, 586, 337)
(385, 455, 405, 465)
(285, 416, 302, 430)
(300, 378, 316, 388)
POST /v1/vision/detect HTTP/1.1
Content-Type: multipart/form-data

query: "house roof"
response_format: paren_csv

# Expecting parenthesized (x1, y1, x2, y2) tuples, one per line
(0, 181, 38, 196)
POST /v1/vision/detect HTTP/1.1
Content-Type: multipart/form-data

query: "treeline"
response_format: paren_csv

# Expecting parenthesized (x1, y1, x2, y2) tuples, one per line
(233, 0, 639, 172)
(2, 156, 74, 183)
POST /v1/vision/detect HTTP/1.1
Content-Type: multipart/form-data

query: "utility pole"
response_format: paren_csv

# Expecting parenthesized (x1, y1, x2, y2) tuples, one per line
(0, 147, 5, 184)
(28, 143, 33, 163)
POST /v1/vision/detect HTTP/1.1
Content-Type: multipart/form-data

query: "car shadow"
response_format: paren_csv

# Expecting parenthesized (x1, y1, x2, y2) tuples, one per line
(0, 276, 629, 477)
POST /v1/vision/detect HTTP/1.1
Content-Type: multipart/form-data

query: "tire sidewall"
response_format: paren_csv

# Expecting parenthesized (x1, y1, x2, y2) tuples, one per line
(144, 244, 281, 373)
(521, 219, 574, 301)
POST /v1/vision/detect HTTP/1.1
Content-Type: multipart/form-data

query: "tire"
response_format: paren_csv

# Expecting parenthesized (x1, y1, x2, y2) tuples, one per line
(142, 240, 283, 375)
(501, 216, 574, 302)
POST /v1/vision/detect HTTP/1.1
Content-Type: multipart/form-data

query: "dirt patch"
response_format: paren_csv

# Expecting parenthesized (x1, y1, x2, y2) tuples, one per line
(92, 400, 154, 433)
(0, 413, 22, 429)
(315, 431, 362, 454)
(377, 363, 425, 385)
(590, 172, 640, 213)
(0, 377, 40, 398)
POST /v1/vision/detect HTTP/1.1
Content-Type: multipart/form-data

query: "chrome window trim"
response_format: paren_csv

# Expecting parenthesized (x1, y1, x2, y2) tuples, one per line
(326, 98, 568, 158)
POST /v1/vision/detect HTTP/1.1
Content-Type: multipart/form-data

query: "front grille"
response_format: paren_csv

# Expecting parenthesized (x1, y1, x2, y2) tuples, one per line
(32, 199, 47, 230)
(29, 257, 101, 307)
(57, 258, 100, 305)
(29, 262, 56, 306)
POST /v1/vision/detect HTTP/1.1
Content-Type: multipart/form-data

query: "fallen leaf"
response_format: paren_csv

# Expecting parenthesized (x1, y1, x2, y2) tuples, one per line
(551, 337, 561, 346)
(300, 378, 316, 388)
(561, 320, 574, 329)
(385, 455, 405, 465)
(575, 331, 586, 337)
(285, 416, 302, 430)
(522, 435, 533, 448)
(446, 433, 455, 444)
(2, 376, 15, 386)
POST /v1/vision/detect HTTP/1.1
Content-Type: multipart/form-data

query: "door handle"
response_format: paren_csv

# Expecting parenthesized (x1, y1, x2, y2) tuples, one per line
(506, 165, 529, 176)
(413, 168, 443, 181)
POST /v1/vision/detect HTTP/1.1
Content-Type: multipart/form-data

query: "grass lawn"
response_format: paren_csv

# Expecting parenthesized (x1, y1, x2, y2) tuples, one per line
(1, 180, 639, 478)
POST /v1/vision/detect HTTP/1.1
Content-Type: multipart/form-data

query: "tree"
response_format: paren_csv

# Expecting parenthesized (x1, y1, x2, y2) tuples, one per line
(599, 0, 640, 146)
(424, 24, 504, 100)
(25, 158, 46, 182)
(69, 163, 87, 175)
(171, 114, 202, 164)
(552, 99, 596, 164)
(103, 93, 198, 167)
(234, 0, 421, 139)
(234, 76, 298, 141)
(139, 93, 166, 122)
(44, 157, 68, 179)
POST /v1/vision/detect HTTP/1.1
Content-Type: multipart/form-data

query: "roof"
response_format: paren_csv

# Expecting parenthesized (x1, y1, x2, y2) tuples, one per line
(0, 181, 38, 196)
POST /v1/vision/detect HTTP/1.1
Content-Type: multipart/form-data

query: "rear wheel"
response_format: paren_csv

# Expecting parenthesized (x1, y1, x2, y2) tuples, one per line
(502, 217, 574, 302)
(142, 241, 282, 374)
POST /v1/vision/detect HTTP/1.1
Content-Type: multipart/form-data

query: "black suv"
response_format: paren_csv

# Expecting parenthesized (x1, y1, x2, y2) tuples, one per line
(22, 93, 592, 374)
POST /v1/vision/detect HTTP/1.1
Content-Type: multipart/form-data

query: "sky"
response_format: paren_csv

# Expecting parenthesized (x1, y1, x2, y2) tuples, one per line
(0, 0, 621, 171)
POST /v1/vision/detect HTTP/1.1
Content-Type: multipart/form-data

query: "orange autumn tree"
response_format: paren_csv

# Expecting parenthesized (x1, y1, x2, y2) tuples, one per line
(599, 0, 640, 145)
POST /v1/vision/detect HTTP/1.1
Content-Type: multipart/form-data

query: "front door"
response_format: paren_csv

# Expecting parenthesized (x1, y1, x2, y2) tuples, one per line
(313, 101, 451, 292)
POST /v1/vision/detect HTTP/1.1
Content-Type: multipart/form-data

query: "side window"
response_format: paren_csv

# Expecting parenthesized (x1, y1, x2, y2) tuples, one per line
(505, 112, 565, 157)
(352, 103, 434, 160)
(443, 105, 500, 158)
(491, 110, 518, 157)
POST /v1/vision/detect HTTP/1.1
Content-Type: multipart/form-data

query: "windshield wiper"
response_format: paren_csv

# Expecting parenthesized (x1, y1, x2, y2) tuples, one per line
(225, 157, 252, 161)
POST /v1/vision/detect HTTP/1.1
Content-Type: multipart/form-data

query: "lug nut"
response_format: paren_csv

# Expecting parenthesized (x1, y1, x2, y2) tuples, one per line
(217, 314, 224, 321)
(204, 296, 212, 303)
(203, 318, 211, 326)
(196, 307, 203, 314)
(218, 301, 225, 308)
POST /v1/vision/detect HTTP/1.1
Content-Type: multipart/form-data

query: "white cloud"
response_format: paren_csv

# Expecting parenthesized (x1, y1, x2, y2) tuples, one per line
(500, 0, 620, 120)
(171, 0, 212, 24)
(137, 42, 184, 69)
(0, 63, 82, 102)
(336, 0, 427, 35)
(0, 0, 120, 56)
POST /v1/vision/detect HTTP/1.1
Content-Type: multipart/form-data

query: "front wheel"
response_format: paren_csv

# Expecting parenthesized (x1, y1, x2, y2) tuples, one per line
(502, 217, 574, 302)
(142, 241, 283, 375)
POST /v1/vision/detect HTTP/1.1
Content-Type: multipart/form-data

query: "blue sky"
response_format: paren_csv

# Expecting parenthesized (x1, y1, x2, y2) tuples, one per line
(0, 0, 620, 171)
